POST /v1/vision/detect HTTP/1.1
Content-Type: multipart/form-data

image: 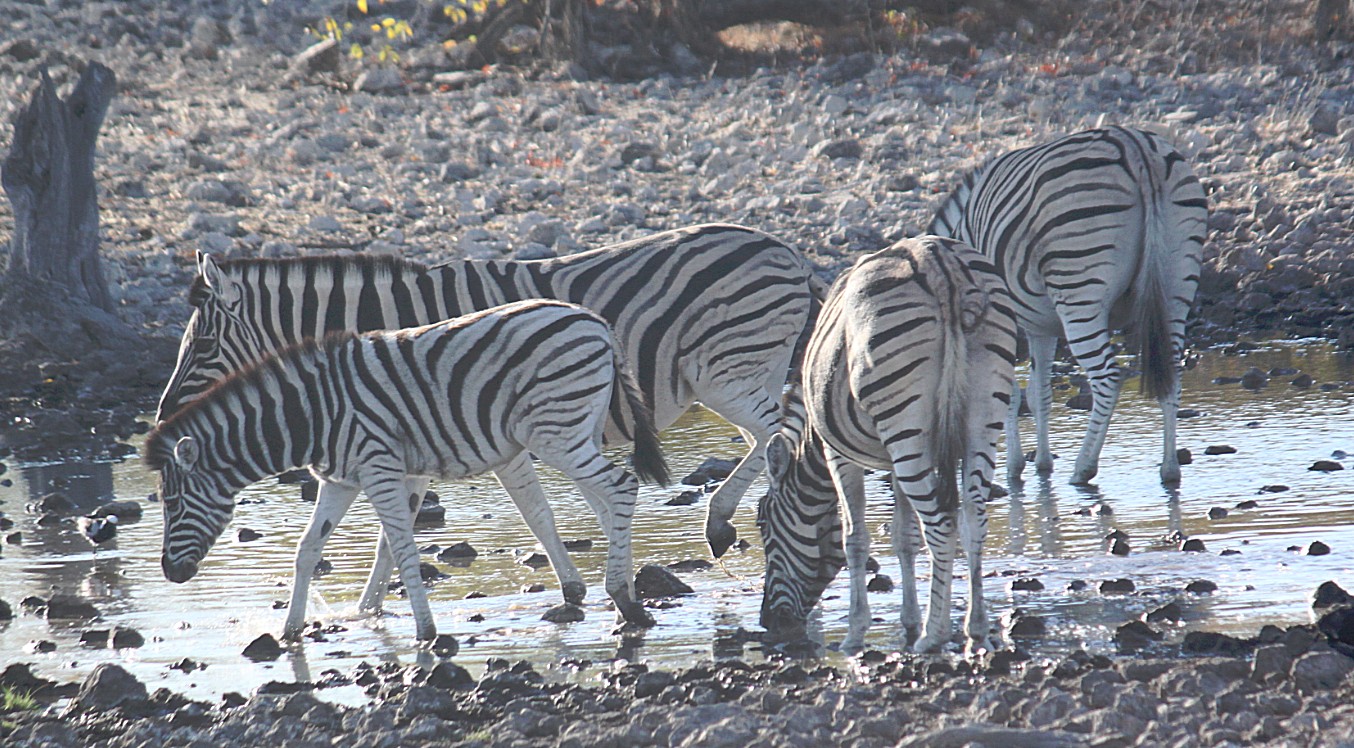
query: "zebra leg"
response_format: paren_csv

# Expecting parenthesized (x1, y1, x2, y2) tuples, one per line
(960, 449, 996, 653)
(362, 470, 438, 641)
(892, 458, 958, 654)
(285, 480, 362, 641)
(889, 477, 924, 648)
(493, 453, 588, 606)
(701, 388, 781, 559)
(1026, 334, 1058, 476)
(1064, 324, 1124, 485)
(556, 451, 653, 628)
(824, 450, 870, 653)
(358, 476, 430, 614)
(1004, 379, 1026, 482)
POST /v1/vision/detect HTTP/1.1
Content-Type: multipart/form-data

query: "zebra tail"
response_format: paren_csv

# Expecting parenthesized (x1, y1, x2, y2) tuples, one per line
(933, 288, 972, 516)
(1133, 167, 1177, 402)
(612, 353, 670, 487)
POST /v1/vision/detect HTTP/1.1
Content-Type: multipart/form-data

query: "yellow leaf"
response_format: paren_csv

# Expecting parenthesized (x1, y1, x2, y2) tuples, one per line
(357, 0, 368, 13)
(371, 22, 381, 32)
(350, 43, 364, 58)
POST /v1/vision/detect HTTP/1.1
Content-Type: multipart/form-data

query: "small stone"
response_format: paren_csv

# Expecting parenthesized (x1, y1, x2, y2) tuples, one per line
(1292, 651, 1354, 693)
(1205, 445, 1237, 455)
(562, 539, 592, 552)
(634, 564, 694, 599)
(867, 574, 894, 593)
(71, 664, 148, 712)
(1259, 484, 1289, 493)
(242, 634, 284, 661)
(518, 552, 550, 569)
(1208, 507, 1229, 520)
(1307, 541, 1332, 556)
(427, 662, 473, 689)
(665, 490, 701, 506)
(1110, 538, 1131, 556)
(1186, 580, 1219, 593)
(1010, 577, 1044, 592)
(1235, 499, 1260, 509)
(1313, 581, 1354, 609)
(542, 603, 585, 623)
(1115, 621, 1163, 653)
(26, 639, 55, 654)
(634, 670, 677, 698)
(1067, 580, 1089, 592)
(1292, 374, 1315, 388)
(353, 67, 405, 94)
(1144, 602, 1182, 623)
(521, 583, 546, 593)
(666, 559, 713, 572)
(420, 562, 444, 581)
(46, 594, 100, 620)
(1240, 367, 1269, 389)
(1008, 614, 1046, 638)
(1181, 538, 1207, 552)
(237, 528, 262, 542)
(1176, 448, 1193, 465)
(438, 542, 478, 561)
(1310, 460, 1344, 472)
(1100, 579, 1136, 594)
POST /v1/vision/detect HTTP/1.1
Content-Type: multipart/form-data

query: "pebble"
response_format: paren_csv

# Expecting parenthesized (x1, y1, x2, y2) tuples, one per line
(634, 564, 693, 599)
(542, 603, 585, 623)
(1186, 580, 1220, 593)
(1100, 579, 1136, 594)
(1306, 541, 1332, 556)
(1309, 460, 1344, 472)
(242, 634, 284, 661)
(1204, 445, 1237, 455)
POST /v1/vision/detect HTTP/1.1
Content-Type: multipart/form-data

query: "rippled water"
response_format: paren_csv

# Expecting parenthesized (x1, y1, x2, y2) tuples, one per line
(1, 341, 1351, 703)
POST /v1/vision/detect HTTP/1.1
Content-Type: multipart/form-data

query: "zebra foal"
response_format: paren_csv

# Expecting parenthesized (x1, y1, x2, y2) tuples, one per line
(145, 299, 668, 641)
(929, 126, 1208, 485)
(155, 224, 822, 605)
(758, 236, 1017, 653)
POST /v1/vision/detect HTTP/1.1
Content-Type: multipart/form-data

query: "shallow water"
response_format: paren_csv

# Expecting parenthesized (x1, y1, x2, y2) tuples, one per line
(1, 340, 1352, 704)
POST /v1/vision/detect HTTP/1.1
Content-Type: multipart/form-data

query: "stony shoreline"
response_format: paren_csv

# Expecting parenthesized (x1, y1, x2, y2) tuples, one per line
(6, 593, 1354, 747)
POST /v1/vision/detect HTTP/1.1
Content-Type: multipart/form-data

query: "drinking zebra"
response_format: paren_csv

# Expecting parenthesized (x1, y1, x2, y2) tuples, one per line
(759, 236, 1017, 653)
(154, 223, 824, 617)
(928, 126, 1208, 485)
(145, 299, 668, 641)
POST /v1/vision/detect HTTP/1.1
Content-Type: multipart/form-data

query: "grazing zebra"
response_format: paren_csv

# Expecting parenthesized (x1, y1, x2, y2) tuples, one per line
(928, 126, 1208, 485)
(154, 223, 824, 615)
(145, 299, 668, 641)
(759, 236, 1017, 654)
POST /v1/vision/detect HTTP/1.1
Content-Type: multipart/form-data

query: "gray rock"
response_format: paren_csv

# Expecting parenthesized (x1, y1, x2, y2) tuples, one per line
(1292, 651, 1354, 692)
(354, 67, 405, 94)
(635, 564, 694, 599)
(1251, 644, 1293, 682)
(70, 663, 148, 712)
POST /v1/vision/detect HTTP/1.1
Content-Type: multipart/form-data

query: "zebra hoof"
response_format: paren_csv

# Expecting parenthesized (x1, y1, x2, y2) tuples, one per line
(707, 522, 737, 559)
(562, 581, 587, 605)
(619, 601, 656, 628)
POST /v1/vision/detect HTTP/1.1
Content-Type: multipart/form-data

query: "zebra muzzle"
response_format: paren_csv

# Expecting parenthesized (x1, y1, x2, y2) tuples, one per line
(162, 554, 200, 583)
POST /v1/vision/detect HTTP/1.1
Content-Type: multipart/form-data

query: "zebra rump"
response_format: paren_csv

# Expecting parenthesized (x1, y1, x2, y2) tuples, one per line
(928, 125, 1207, 484)
(759, 236, 1017, 653)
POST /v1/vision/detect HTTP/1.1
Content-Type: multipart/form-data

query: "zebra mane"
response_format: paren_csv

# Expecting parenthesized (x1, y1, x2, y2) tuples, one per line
(188, 253, 432, 306)
(143, 330, 357, 469)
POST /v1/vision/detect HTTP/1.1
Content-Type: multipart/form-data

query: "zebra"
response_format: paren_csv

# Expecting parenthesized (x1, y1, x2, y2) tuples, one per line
(758, 236, 1017, 654)
(928, 125, 1208, 485)
(144, 299, 669, 642)
(154, 223, 824, 616)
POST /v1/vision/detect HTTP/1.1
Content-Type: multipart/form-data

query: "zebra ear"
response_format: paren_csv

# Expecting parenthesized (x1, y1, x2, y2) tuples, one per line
(197, 253, 240, 306)
(173, 436, 200, 471)
(765, 433, 794, 482)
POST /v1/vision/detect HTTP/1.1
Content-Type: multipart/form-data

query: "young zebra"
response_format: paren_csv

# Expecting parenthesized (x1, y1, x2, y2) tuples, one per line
(144, 299, 668, 642)
(155, 224, 822, 606)
(758, 236, 1017, 654)
(929, 126, 1208, 485)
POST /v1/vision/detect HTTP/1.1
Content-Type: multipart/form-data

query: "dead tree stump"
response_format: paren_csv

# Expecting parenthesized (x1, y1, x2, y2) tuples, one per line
(2, 62, 117, 312)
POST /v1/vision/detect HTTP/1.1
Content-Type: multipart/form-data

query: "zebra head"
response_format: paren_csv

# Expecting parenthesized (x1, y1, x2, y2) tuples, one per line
(148, 433, 237, 584)
(156, 252, 267, 422)
(758, 430, 846, 641)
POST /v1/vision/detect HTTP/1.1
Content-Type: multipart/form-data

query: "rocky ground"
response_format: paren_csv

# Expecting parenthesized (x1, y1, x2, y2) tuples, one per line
(1, 0, 1353, 744)
(6, 586, 1354, 747)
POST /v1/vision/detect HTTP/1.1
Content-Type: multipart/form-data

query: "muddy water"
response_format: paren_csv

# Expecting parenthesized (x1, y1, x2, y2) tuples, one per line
(1, 341, 1351, 704)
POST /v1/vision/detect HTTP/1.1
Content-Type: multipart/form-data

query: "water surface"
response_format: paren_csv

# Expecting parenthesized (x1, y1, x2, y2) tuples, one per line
(1, 340, 1351, 703)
